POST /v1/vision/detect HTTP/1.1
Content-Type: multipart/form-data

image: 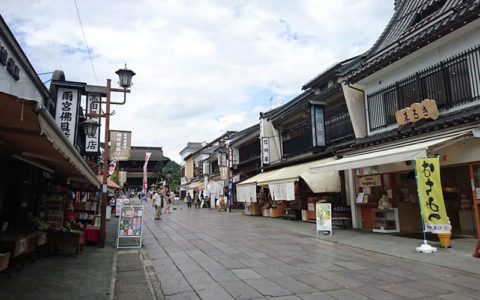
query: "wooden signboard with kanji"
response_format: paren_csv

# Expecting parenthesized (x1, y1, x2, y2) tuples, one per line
(395, 99, 439, 126)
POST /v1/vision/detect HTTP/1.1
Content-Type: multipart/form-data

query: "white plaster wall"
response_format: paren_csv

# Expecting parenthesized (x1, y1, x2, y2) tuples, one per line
(342, 82, 367, 138)
(259, 118, 281, 165)
(0, 36, 44, 104)
(437, 137, 480, 167)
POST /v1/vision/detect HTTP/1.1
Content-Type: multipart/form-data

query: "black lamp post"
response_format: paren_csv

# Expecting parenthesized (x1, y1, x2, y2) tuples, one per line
(82, 64, 135, 248)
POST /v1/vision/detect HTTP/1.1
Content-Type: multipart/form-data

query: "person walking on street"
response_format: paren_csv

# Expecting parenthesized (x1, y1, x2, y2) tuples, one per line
(187, 193, 192, 208)
(164, 189, 172, 214)
(153, 189, 164, 220)
(194, 191, 200, 209)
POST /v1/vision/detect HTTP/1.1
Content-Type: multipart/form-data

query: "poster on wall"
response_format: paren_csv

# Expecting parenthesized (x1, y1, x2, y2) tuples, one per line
(117, 205, 144, 249)
(315, 202, 332, 236)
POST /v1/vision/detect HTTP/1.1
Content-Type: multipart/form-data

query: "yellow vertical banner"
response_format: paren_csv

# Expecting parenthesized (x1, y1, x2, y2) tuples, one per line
(415, 157, 449, 233)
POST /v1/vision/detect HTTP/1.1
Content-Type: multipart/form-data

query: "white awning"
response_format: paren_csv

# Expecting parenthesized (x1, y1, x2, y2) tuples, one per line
(238, 157, 341, 193)
(236, 184, 256, 202)
(311, 131, 472, 173)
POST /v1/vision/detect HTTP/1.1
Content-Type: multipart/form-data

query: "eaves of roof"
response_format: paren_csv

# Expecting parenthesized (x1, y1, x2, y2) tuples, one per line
(302, 56, 360, 90)
(349, 0, 480, 83)
(261, 91, 311, 121)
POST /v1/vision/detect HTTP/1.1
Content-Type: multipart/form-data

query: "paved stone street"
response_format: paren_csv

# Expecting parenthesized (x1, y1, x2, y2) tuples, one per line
(141, 204, 480, 300)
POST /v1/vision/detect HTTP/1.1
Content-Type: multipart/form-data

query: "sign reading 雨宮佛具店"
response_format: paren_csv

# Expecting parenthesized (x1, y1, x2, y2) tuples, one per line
(55, 87, 80, 145)
(415, 157, 449, 233)
(357, 174, 382, 187)
(110, 130, 131, 161)
(395, 99, 439, 126)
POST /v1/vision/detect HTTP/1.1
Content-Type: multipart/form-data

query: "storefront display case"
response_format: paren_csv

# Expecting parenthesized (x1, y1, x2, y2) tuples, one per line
(372, 208, 400, 233)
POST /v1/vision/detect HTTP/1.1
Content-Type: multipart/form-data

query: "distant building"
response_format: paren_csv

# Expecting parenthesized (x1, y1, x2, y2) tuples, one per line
(117, 146, 169, 189)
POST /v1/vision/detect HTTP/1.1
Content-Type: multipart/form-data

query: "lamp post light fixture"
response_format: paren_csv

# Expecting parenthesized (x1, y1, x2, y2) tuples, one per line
(83, 64, 135, 248)
(81, 118, 100, 137)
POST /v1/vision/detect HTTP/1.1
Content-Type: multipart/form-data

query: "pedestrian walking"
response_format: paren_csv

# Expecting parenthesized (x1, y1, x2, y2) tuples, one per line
(153, 189, 164, 220)
(164, 189, 172, 214)
(187, 193, 192, 208)
(194, 191, 200, 209)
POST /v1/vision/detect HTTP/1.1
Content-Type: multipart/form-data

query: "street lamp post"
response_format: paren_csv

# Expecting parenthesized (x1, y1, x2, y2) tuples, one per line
(81, 65, 135, 248)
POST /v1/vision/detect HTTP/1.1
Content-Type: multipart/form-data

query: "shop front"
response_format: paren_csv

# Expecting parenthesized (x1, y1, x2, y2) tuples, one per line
(311, 129, 480, 255)
(237, 157, 343, 221)
(0, 96, 101, 269)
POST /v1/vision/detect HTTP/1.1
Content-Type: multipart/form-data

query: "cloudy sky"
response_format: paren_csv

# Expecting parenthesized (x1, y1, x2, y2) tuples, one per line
(2, 0, 392, 163)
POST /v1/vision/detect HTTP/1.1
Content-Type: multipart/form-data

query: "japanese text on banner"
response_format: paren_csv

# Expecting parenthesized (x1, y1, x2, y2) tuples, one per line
(415, 157, 449, 233)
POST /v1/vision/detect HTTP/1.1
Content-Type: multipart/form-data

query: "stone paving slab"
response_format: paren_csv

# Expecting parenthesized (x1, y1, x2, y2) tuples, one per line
(219, 280, 264, 300)
(140, 204, 480, 300)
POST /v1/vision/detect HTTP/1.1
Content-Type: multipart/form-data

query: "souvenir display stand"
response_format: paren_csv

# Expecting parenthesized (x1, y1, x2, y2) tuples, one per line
(117, 205, 144, 249)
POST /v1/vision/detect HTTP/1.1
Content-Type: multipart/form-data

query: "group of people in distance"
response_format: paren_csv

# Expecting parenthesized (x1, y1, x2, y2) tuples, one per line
(152, 187, 174, 220)
(186, 191, 203, 208)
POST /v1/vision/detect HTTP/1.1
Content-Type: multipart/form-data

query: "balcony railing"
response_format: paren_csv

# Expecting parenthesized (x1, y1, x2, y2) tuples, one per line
(367, 44, 480, 131)
(325, 105, 354, 142)
(282, 123, 313, 156)
(280, 107, 354, 157)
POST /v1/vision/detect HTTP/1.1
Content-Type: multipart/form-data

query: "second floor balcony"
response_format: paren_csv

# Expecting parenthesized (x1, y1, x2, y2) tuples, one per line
(367, 44, 480, 132)
(281, 106, 354, 157)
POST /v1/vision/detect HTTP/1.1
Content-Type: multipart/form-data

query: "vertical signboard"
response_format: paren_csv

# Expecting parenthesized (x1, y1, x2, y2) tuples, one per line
(117, 205, 144, 249)
(316, 202, 332, 236)
(110, 130, 132, 161)
(55, 87, 80, 145)
(261, 137, 270, 165)
(85, 93, 101, 154)
(311, 104, 326, 147)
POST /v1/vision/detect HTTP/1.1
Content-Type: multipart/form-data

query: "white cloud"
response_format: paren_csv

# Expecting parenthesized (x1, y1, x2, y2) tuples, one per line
(1, 0, 393, 162)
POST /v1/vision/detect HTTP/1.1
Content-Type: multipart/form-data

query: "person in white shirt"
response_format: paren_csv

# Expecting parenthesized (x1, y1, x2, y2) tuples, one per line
(153, 189, 164, 220)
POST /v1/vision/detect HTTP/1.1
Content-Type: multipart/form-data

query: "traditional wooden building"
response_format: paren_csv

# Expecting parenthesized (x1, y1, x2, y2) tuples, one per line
(312, 0, 480, 256)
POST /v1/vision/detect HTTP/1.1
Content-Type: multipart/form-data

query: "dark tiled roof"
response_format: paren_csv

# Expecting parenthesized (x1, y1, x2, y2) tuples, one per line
(229, 123, 259, 146)
(129, 146, 165, 161)
(261, 91, 311, 121)
(339, 104, 480, 153)
(302, 56, 361, 90)
(350, 0, 480, 83)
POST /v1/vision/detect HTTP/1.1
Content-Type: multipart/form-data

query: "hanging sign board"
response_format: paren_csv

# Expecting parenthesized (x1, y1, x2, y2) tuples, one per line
(85, 93, 101, 154)
(395, 99, 439, 126)
(415, 157, 449, 233)
(110, 130, 132, 161)
(55, 87, 80, 145)
(117, 205, 144, 249)
(261, 137, 270, 165)
(357, 174, 382, 187)
(316, 202, 332, 236)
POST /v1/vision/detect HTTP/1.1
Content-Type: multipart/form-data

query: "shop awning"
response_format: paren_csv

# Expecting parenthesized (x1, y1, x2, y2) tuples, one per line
(0, 92, 100, 187)
(238, 157, 341, 193)
(187, 180, 205, 191)
(311, 131, 472, 173)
